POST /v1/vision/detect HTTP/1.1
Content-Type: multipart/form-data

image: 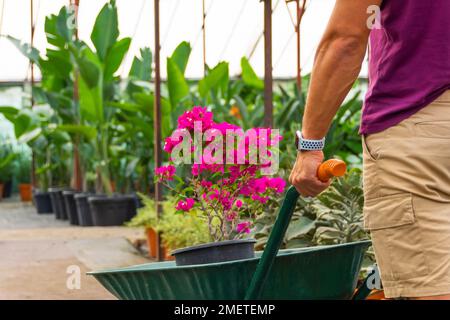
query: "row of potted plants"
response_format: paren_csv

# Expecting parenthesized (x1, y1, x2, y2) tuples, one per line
(33, 187, 139, 227)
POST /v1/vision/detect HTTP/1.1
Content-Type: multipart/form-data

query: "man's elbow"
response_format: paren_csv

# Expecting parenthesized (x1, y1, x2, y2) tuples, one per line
(319, 33, 368, 59)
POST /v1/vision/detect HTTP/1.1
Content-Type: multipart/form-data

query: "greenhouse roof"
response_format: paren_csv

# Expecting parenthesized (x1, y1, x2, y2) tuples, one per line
(0, 0, 368, 82)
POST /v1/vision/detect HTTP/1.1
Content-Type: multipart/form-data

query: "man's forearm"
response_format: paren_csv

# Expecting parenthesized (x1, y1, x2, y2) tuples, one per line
(302, 36, 367, 140)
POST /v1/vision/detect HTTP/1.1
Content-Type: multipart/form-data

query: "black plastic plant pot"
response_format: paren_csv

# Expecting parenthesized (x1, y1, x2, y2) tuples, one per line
(48, 188, 70, 220)
(172, 239, 257, 266)
(88, 195, 137, 226)
(63, 191, 80, 225)
(33, 191, 53, 214)
(2, 180, 12, 198)
(74, 193, 96, 226)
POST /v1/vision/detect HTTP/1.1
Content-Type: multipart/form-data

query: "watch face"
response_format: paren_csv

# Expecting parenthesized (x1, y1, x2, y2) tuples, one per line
(295, 131, 300, 149)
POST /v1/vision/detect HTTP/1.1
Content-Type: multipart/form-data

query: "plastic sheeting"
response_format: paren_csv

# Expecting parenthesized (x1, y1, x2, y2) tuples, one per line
(0, 0, 368, 82)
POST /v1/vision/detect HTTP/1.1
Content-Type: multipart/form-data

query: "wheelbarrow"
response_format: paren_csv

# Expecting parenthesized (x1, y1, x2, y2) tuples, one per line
(88, 160, 372, 300)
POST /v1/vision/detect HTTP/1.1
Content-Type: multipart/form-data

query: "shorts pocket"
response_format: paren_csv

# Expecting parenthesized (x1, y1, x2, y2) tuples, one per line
(364, 193, 415, 230)
(364, 193, 429, 282)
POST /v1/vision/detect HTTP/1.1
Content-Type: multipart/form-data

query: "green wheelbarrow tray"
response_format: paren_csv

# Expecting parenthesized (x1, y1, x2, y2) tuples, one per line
(88, 186, 371, 300)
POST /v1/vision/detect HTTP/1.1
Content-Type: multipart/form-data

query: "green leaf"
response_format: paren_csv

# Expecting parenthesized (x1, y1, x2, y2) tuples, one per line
(198, 62, 229, 98)
(241, 57, 263, 90)
(133, 92, 171, 116)
(129, 48, 152, 81)
(104, 37, 131, 82)
(167, 57, 189, 108)
(125, 157, 140, 177)
(91, 0, 119, 61)
(0, 106, 19, 122)
(77, 49, 101, 88)
(286, 216, 316, 241)
(56, 124, 97, 140)
(13, 113, 33, 138)
(56, 6, 73, 42)
(170, 41, 191, 73)
(17, 127, 42, 144)
(0, 153, 17, 170)
(7, 36, 40, 66)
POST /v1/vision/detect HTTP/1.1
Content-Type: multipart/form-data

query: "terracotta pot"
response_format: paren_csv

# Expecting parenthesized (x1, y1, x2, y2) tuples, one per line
(366, 289, 386, 300)
(163, 246, 175, 261)
(0, 183, 3, 201)
(145, 227, 158, 258)
(19, 184, 33, 202)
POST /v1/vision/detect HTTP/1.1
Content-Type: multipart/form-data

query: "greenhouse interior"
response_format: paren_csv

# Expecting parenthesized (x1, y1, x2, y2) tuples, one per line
(2, 0, 448, 305)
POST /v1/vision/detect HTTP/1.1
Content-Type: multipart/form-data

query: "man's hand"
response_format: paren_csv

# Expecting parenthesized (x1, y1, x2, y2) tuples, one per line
(289, 150, 331, 197)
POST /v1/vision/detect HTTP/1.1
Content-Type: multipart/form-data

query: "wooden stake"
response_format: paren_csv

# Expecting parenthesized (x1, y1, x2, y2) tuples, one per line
(30, 0, 36, 188)
(71, 0, 82, 191)
(202, 0, 207, 75)
(154, 0, 163, 261)
(263, 0, 273, 128)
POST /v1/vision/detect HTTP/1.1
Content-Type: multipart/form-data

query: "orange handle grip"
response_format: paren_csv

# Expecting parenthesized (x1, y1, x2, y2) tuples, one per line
(317, 159, 347, 182)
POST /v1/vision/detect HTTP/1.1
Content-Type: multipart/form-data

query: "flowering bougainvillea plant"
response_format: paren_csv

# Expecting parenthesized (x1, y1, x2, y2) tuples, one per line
(155, 107, 286, 242)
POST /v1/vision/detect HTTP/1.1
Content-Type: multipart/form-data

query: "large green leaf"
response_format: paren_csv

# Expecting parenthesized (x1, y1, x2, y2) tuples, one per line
(241, 57, 263, 90)
(17, 127, 42, 144)
(7, 36, 40, 67)
(286, 216, 316, 241)
(170, 41, 191, 74)
(166, 57, 189, 108)
(133, 92, 171, 117)
(75, 46, 104, 123)
(57, 124, 97, 140)
(104, 37, 131, 82)
(198, 62, 229, 98)
(56, 6, 73, 42)
(44, 6, 73, 49)
(0, 153, 17, 170)
(91, 0, 119, 61)
(78, 75, 103, 123)
(77, 46, 102, 89)
(0, 106, 19, 122)
(129, 48, 152, 81)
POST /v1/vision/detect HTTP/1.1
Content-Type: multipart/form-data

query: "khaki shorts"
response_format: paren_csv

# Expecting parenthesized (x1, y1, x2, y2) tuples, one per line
(362, 90, 450, 298)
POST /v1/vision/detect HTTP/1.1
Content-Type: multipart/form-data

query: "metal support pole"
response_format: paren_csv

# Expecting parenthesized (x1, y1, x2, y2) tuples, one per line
(153, 0, 163, 261)
(263, 0, 273, 128)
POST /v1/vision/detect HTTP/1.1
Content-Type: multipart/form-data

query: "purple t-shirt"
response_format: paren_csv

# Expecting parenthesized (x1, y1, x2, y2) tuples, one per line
(361, 0, 450, 135)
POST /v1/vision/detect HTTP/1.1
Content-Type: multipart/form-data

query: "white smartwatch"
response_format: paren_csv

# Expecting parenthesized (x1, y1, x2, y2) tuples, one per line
(295, 130, 325, 151)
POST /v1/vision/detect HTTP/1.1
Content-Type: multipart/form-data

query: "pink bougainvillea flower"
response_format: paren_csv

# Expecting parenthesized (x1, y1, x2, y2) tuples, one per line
(236, 221, 252, 234)
(251, 194, 269, 204)
(226, 211, 237, 222)
(210, 122, 240, 135)
(267, 177, 286, 193)
(235, 199, 243, 208)
(154, 165, 176, 181)
(200, 180, 213, 188)
(177, 106, 214, 131)
(175, 198, 195, 211)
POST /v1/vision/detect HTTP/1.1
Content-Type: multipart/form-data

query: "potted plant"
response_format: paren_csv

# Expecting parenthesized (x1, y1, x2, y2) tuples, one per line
(127, 193, 159, 258)
(15, 151, 33, 202)
(155, 107, 285, 266)
(0, 139, 16, 200)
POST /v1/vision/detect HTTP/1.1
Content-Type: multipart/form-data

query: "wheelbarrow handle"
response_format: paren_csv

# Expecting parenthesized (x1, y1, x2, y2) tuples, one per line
(245, 159, 347, 300)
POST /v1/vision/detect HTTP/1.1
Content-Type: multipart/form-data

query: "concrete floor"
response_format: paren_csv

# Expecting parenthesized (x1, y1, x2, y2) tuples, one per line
(0, 196, 150, 300)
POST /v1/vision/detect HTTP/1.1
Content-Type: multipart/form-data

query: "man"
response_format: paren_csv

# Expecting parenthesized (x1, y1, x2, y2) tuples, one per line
(289, 0, 450, 299)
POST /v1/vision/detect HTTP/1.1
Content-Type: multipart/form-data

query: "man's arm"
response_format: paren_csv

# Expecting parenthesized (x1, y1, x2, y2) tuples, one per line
(289, 0, 382, 196)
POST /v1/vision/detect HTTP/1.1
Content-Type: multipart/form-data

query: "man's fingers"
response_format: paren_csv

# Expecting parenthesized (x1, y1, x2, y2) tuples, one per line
(291, 175, 331, 197)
